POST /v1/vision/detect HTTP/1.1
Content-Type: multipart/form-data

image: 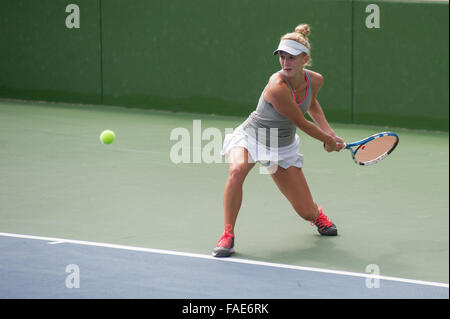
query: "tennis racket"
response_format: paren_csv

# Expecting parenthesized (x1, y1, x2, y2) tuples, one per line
(344, 132, 399, 166)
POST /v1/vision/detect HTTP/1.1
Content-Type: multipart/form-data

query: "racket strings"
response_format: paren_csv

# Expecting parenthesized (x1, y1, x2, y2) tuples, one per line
(355, 135, 398, 164)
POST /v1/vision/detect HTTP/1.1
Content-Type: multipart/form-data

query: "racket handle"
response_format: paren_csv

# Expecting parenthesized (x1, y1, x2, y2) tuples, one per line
(324, 142, 347, 150)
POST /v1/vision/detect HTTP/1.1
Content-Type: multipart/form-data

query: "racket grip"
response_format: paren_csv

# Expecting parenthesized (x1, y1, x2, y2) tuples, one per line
(324, 142, 346, 150)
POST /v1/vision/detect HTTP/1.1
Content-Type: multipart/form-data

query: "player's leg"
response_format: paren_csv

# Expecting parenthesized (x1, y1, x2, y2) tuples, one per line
(213, 147, 255, 257)
(223, 147, 255, 232)
(270, 166, 317, 220)
(270, 166, 337, 236)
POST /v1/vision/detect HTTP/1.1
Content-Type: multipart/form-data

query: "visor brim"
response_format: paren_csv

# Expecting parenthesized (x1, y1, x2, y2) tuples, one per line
(273, 47, 303, 56)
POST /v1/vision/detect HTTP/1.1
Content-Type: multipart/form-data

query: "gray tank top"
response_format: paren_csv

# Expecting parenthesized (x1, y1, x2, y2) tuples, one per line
(242, 70, 313, 147)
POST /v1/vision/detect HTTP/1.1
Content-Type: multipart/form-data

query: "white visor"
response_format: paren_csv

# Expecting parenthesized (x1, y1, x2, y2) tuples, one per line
(273, 39, 309, 56)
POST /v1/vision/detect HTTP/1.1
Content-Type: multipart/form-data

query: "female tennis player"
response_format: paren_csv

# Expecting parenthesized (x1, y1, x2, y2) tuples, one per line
(212, 24, 344, 257)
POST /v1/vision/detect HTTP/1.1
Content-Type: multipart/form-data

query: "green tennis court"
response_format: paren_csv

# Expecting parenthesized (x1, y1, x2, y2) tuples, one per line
(1, 99, 448, 288)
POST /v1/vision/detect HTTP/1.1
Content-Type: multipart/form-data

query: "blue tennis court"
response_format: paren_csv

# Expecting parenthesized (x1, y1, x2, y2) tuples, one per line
(1, 233, 447, 299)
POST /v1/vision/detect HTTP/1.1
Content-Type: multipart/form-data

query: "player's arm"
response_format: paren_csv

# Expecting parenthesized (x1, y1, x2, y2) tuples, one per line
(306, 71, 344, 147)
(265, 79, 338, 151)
(307, 73, 334, 135)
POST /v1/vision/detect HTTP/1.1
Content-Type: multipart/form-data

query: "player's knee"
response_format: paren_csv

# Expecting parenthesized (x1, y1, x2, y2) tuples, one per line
(227, 165, 248, 185)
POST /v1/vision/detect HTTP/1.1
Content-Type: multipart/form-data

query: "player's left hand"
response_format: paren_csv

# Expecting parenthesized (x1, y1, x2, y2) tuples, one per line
(333, 135, 345, 151)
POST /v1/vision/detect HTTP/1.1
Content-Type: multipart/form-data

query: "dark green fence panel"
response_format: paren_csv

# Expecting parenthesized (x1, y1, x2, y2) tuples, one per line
(0, 0, 447, 131)
(0, 0, 102, 104)
(353, 0, 449, 130)
(101, 0, 352, 122)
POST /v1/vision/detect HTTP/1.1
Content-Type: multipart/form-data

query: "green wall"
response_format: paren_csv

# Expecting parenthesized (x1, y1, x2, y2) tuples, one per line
(353, 0, 449, 130)
(0, 0, 102, 104)
(101, 0, 352, 121)
(0, 0, 448, 130)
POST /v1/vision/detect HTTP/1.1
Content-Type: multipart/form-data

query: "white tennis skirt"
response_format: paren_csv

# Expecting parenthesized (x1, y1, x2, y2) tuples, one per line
(221, 123, 304, 170)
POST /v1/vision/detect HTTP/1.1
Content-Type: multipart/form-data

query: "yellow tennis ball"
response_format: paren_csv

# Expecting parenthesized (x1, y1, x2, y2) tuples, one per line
(100, 130, 115, 144)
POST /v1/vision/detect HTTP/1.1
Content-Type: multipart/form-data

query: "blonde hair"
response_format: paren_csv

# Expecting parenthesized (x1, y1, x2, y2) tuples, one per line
(281, 24, 312, 67)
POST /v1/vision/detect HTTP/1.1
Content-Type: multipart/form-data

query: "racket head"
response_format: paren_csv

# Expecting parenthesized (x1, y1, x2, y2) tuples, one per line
(347, 132, 399, 165)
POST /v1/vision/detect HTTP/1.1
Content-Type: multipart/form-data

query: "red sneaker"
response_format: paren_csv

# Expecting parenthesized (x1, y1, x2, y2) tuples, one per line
(312, 207, 338, 236)
(212, 224, 235, 257)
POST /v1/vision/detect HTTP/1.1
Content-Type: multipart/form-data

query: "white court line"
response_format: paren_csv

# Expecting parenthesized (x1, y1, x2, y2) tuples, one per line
(48, 240, 65, 245)
(0, 231, 448, 289)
